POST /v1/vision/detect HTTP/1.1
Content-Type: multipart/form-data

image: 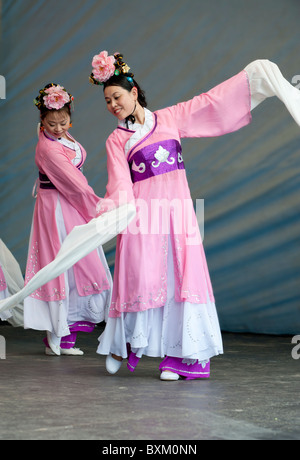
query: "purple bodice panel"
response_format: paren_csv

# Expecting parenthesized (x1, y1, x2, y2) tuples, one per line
(128, 139, 185, 183)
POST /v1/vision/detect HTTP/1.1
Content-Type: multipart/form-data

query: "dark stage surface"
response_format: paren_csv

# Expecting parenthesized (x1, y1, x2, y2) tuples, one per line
(0, 324, 299, 441)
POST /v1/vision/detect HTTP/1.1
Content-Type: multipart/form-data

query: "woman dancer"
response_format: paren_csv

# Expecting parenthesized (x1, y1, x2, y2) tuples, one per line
(90, 52, 300, 379)
(24, 84, 112, 356)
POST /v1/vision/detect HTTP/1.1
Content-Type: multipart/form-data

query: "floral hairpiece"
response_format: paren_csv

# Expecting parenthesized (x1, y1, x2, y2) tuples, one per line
(89, 51, 134, 86)
(34, 83, 74, 111)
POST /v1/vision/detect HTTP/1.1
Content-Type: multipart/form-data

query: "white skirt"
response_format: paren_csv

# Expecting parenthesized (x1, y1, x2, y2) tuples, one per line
(24, 196, 112, 338)
(97, 237, 223, 362)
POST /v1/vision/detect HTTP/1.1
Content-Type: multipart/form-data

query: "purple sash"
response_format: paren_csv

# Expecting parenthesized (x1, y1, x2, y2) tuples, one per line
(128, 139, 185, 183)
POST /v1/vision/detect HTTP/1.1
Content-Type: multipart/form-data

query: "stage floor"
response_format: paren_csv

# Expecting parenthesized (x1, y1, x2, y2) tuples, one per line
(0, 324, 299, 441)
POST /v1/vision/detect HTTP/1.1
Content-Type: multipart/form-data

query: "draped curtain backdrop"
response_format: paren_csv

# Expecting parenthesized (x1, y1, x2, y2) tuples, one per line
(1, 0, 300, 334)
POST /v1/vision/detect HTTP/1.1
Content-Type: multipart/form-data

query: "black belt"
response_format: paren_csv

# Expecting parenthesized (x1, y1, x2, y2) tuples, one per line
(39, 172, 56, 189)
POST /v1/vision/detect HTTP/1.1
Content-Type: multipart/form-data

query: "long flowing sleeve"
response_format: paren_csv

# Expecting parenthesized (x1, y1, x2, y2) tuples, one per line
(163, 70, 252, 139)
(245, 59, 300, 125)
(40, 143, 101, 222)
(96, 132, 135, 216)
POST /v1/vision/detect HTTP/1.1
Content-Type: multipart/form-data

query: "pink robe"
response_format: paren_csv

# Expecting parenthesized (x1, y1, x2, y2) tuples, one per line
(101, 70, 252, 318)
(0, 265, 7, 292)
(25, 131, 110, 301)
(0, 264, 11, 322)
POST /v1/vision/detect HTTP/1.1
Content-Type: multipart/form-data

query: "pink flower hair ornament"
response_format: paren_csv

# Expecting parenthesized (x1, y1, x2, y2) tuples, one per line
(91, 51, 116, 83)
(89, 51, 134, 86)
(34, 83, 74, 111)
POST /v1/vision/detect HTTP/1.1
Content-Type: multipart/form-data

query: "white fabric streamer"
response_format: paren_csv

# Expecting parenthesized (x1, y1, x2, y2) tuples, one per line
(0, 204, 136, 315)
(246, 59, 300, 125)
(0, 240, 24, 326)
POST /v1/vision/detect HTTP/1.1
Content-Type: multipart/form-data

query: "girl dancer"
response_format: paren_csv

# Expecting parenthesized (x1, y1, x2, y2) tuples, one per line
(90, 52, 300, 380)
(24, 84, 112, 356)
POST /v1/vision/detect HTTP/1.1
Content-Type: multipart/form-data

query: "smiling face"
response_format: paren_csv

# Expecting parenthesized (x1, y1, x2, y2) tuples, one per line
(104, 85, 138, 121)
(41, 108, 71, 139)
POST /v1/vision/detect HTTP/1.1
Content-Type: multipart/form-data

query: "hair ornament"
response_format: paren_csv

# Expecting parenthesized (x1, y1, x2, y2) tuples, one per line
(34, 83, 74, 111)
(89, 51, 134, 85)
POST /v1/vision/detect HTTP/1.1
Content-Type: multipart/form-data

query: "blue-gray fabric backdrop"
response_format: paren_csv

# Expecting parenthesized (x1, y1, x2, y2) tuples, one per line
(1, 0, 300, 334)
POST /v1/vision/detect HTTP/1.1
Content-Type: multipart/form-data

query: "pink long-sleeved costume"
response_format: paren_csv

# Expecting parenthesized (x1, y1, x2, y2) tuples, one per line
(24, 131, 112, 341)
(102, 70, 251, 318)
(97, 69, 252, 374)
(0, 264, 10, 322)
(0, 265, 7, 294)
(26, 132, 110, 299)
